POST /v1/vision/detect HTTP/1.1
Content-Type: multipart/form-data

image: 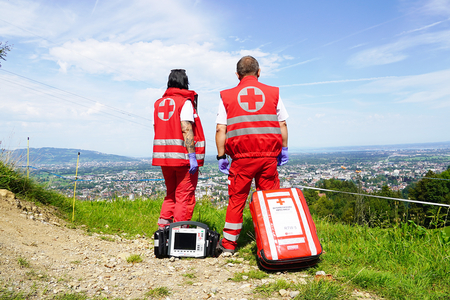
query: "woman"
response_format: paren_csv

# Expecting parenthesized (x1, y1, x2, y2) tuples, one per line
(152, 69, 205, 229)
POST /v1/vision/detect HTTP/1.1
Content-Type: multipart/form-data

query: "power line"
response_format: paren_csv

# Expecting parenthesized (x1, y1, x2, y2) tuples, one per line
(17, 163, 450, 207)
(1, 69, 218, 145)
(0, 69, 152, 122)
(0, 18, 160, 130)
(0, 18, 153, 87)
(0, 75, 152, 129)
(295, 185, 450, 208)
(419, 176, 450, 182)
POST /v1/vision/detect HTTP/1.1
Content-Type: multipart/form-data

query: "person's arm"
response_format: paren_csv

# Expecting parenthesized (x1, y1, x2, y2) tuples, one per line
(215, 123, 229, 175)
(181, 121, 195, 153)
(279, 120, 288, 147)
(276, 120, 289, 166)
(215, 124, 227, 156)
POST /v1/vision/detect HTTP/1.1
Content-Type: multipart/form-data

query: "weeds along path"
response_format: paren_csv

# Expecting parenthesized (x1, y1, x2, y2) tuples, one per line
(0, 190, 380, 300)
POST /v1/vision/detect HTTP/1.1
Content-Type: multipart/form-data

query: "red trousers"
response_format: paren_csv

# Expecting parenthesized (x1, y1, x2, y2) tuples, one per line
(158, 166, 198, 228)
(222, 157, 280, 250)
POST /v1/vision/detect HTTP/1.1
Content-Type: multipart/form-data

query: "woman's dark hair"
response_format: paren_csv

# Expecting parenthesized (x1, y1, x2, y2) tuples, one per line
(167, 69, 189, 90)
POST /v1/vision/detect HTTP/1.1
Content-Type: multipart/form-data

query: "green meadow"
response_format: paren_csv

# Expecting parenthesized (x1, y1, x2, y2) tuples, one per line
(1, 160, 449, 299)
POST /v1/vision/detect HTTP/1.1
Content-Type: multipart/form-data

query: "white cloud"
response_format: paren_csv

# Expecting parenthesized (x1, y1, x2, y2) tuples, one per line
(2, 0, 284, 91)
(424, 0, 450, 16)
(47, 39, 283, 90)
(276, 58, 319, 71)
(0, 0, 44, 38)
(0, 0, 216, 44)
(348, 43, 368, 50)
(357, 69, 450, 92)
(84, 102, 105, 116)
(280, 76, 398, 88)
(348, 30, 450, 67)
(397, 20, 447, 36)
(352, 68, 450, 107)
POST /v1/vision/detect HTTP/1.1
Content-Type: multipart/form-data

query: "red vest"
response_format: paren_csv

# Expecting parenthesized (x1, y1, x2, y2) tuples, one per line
(220, 76, 282, 159)
(152, 88, 205, 167)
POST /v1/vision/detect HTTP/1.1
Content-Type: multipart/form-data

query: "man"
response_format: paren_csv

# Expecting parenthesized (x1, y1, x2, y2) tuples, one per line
(152, 69, 205, 229)
(215, 56, 289, 253)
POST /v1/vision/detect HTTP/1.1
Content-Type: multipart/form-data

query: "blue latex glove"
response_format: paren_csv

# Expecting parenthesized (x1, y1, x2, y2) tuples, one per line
(188, 153, 198, 174)
(218, 157, 230, 175)
(277, 147, 289, 166)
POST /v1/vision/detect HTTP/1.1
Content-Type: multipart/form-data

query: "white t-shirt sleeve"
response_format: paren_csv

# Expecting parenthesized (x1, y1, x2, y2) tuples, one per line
(216, 100, 227, 125)
(277, 98, 289, 122)
(180, 100, 195, 122)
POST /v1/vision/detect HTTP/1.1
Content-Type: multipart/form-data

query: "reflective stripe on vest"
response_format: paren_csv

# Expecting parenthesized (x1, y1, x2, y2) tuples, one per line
(227, 127, 281, 139)
(154, 139, 206, 148)
(227, 114, 278, 126)
(152, 152, 205, 160)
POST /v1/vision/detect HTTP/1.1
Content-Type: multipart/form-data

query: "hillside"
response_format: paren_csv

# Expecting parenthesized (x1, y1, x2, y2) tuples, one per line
(10, 147, 141, 165)
(9, 141, 450, 166)
(0, 190, 381, 300)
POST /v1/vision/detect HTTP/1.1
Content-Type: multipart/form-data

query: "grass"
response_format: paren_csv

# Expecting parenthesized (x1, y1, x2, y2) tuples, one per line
(73, 198, 162, 236)
(126, 254, 143, 264)
(0, 160, 71, 213)
(0, 288, 30, 300)
(71, 194, 256, 247)
(182, 272, 196, 279)
(49, 293, 89, 300)
(1, 159, 450, 300)
(254, 278, 351, 299)
(235, 240, 258, 266)
(25, 270, 48, 281)
(315, 219, 450, 300)
(297, 279, 350, 300)
(145, 286, 170, 298)
(254, 278, 293, 296)
(17, 257, 30, 268)
(0, 286, 103, 300)
(99, 235, 115, 242)
(229, 269, 268, 282)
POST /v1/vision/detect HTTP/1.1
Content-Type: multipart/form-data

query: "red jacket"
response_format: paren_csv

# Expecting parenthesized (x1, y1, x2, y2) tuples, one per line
(220, 76, 282, 159)
(152, 88, 205, 167)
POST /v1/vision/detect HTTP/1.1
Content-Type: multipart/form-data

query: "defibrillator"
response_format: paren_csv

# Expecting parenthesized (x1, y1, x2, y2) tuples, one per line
(154, 221, 219, 258)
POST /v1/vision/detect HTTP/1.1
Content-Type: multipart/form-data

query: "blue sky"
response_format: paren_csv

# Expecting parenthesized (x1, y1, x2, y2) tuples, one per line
(1, 0, 449, 157)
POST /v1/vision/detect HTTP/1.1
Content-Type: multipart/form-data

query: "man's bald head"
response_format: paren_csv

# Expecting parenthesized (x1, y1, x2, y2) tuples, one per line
(236, 56, 260, 78)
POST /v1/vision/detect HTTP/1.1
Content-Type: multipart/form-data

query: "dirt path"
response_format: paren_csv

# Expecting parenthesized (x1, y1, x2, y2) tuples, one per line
(0, 190, 379, 299)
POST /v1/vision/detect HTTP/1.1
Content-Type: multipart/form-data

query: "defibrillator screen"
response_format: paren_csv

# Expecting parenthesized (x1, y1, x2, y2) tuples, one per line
(173, 232, 197, 250)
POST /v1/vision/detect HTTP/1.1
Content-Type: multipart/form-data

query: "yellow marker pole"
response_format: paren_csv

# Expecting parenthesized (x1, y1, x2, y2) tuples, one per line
(72, 152, 80, 222)
(27, 137, 30, 179)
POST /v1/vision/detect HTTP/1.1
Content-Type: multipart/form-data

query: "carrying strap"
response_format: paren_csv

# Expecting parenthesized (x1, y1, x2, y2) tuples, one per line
(154, 227, 170, 258)
(206, 230, 220, 257)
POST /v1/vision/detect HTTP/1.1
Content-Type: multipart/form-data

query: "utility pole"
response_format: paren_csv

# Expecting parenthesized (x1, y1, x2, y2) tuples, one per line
(354, 169, 364, 225)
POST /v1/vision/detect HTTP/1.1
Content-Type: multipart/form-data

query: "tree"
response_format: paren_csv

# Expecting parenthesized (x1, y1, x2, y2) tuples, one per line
(407, 169, 450, 227)
(0, 42, 12, 67)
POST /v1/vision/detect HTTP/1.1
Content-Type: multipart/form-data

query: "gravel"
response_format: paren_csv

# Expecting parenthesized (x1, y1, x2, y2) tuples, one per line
(0, 189, 381, 299)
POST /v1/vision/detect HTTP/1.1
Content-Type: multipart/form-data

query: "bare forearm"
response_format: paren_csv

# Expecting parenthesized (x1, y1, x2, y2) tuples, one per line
(215, 124, 227, 156)
(279, 121, 288, 147)
(181, 121, 195, 153)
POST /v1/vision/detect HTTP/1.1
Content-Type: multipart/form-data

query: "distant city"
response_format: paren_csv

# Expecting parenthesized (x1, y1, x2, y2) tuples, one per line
(15, 144, 450, 203)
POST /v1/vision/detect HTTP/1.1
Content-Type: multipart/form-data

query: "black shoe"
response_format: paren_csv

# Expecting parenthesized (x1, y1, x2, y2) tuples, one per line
(216, 239, 235, 256)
